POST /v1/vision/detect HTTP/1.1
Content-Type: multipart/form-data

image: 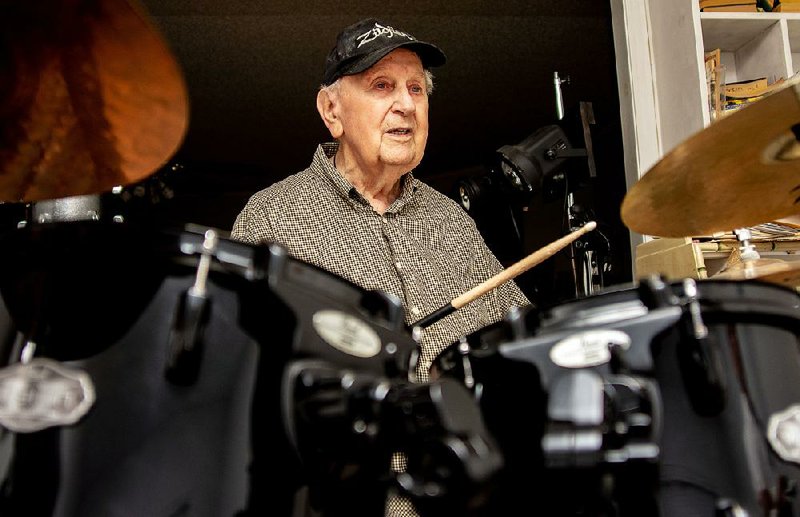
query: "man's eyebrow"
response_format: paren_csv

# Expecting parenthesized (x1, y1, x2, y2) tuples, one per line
(363, 62, 424, 79)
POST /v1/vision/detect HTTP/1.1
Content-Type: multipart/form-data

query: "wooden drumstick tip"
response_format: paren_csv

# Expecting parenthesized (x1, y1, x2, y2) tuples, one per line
(584, 221, 597, 232)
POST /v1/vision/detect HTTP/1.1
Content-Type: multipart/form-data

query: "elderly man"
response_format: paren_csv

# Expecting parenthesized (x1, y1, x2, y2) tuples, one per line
(232, 18, 529, 383)
(232, 17, 531, 517)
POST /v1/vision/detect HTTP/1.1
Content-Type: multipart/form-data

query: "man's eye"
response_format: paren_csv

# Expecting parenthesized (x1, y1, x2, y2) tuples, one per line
(410, 85, 423, 94)
(375, 82, 389, 90)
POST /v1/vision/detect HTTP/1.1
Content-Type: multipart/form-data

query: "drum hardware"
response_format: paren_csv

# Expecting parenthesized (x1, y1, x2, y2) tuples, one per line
(501, 278, 686, 382)
(548, 328, 632, 370)
(0, 223, 427, 516)
(410, 221, 597, 331)
(434, 277, 800, 515)
(633, 273, 723, 412)
(734, 228, 761, 262)
(27, 195, 103, 226)
(453, 338, 477, 390)
(282, 359, 502, 517)
(542, 369, 659, 469)
(164, 228, 217, 386)
(712, 228, 800, 286)
(541, 369, 605, 466)
(432, 321, 666, 513)
(258, 242, 418, 378)
(675, 278, 727, 416)
(715, 227, 786, 279)
(10, 163, 184, 231)
(0, 340, 96, 433)
(16, 195, 118, 229)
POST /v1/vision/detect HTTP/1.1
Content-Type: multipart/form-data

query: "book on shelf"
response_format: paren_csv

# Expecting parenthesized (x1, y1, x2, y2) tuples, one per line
(702, 5, 759, 11)
(724, 77, 782, 98)
(720, 77, 784, 116)
(700, 0, 754, 5)
(699, 0, 758, 10)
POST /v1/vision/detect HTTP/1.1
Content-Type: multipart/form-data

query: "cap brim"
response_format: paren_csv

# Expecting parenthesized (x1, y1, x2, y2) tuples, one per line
(337, 40, 447, 79)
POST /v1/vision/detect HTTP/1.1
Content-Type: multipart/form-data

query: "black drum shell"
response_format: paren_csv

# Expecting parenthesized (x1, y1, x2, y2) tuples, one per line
(433, 279, 800, 516)
(0, 222, 419, 517)
(0, 224, 260, 517)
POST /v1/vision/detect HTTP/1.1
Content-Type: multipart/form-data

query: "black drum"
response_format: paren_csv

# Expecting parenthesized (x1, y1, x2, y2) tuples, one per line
(432, 277, 800, 516)
(0, 221, 419, 517)
(0, 222, 261, 517)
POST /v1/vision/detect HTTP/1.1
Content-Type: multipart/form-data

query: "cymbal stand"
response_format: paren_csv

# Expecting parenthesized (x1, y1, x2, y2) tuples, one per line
(568, 195, 593, 297)
(554, 72, 602, 299)
(566, 197, 610, 298)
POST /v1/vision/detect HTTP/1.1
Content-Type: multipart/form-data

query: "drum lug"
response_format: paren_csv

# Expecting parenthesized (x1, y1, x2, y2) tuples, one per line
(675, 279, 727, 417)
(165, 291, 211, 386)
(456, 338, 476, 390)
(165, 229, 217, 386)
(505, 305, 529, 341)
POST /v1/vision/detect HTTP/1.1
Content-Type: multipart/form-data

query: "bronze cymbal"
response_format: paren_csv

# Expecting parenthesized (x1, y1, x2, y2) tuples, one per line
(620, 78, 800, 238)
(0, 0, 189, 202)
(713, 258, 800, 288)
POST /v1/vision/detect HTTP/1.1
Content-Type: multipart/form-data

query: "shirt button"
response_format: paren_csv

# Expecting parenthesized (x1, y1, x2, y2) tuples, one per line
(410, 306, 421, 316)
(395, 262, 403, 270)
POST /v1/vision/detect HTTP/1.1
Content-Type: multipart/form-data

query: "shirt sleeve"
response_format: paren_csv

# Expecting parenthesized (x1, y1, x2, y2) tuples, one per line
(230, 197, 275, 245)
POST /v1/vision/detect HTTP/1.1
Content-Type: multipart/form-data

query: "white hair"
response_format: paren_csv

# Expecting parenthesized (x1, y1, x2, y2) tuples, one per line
(320, 69, 435, 96)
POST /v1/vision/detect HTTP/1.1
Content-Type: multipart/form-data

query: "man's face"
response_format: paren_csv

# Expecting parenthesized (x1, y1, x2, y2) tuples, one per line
(335, 48, 429, 173)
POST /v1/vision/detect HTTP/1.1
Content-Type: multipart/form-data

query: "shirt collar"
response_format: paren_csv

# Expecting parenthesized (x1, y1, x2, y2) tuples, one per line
(315, 142, 419, 213)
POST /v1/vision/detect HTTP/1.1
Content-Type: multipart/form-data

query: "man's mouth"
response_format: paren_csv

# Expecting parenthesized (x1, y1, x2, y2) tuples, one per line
(387, 128, 412, 135)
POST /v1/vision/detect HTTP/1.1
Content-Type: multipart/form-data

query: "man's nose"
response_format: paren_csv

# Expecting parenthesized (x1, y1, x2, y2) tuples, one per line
(392, 88, 416, 114)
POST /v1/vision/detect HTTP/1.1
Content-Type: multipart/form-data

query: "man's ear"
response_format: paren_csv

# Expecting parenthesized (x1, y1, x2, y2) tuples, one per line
(316, 89, 343, 138)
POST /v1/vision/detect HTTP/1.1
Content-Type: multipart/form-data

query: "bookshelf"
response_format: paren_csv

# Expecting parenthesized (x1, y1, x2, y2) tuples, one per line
(610, 1, 800, 275)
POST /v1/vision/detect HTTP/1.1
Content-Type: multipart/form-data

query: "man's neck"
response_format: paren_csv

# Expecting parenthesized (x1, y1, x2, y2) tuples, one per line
(333, 151, 406, 214)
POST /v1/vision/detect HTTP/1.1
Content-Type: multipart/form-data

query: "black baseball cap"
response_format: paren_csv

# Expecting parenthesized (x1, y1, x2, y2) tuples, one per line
(322, 18, 447, 86)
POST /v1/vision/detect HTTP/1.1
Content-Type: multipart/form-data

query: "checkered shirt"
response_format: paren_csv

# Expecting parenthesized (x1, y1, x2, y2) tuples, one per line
(231, 143, 530, 380)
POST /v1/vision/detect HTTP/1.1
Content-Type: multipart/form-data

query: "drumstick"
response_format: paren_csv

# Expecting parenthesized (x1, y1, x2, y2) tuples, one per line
(411, 221, 598, 329)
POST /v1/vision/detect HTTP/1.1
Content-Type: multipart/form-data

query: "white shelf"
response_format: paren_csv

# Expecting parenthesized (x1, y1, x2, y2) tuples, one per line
(700, 12, 793, 85)
(609, 1, 800, 274)
(785, 14, 800, 48)
(700, 12, 782, 51)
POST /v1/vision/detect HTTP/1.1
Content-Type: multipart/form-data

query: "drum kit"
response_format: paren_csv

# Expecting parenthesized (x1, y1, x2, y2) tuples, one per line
(1, 1, 800, 517)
